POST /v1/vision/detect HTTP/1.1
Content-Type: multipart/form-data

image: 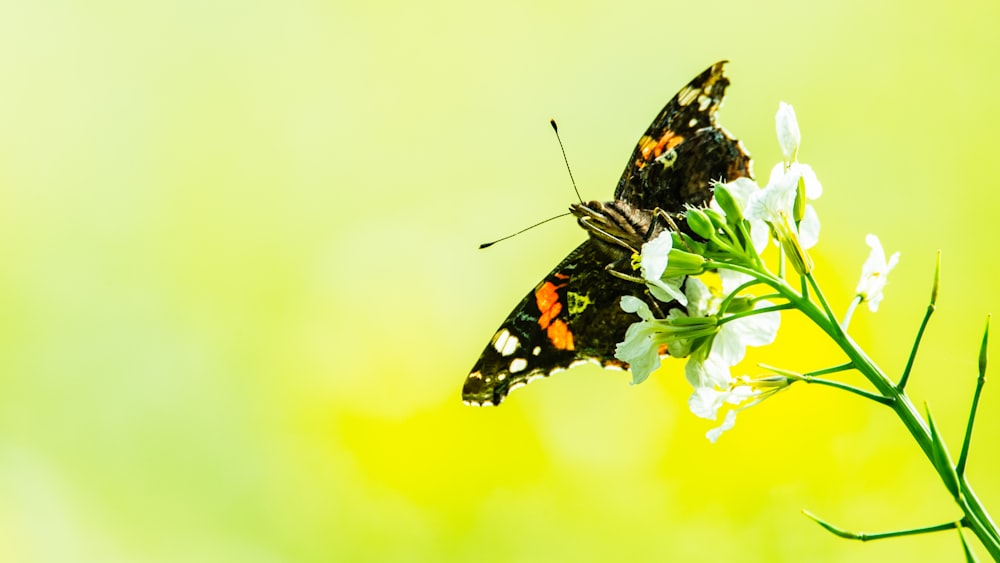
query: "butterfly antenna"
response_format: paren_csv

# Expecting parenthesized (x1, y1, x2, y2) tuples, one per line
(479, 212, 572, 249)
(550, 119, 583, 203)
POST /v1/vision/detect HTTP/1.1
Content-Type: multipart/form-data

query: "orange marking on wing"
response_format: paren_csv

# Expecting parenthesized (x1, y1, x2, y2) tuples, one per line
(546, 319, 575, 351)
(535, 281, 563, 329)
(637, 132, 685, 163)
(534, 279, 574, 350)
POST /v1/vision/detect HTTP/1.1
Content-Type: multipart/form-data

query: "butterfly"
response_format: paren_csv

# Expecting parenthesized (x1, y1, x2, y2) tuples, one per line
(464, 61, 753, 406)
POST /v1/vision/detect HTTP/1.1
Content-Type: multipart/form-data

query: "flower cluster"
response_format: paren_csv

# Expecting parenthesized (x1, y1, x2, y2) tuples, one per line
(615, 102, 900, 442)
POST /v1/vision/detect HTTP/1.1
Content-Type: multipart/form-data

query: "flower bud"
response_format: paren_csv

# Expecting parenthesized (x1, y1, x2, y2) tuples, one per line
(751, 375, 792, 389)
(703, 208, 728, 230)
(685, 208, 715, 239)
(774, 211, 813, 275)
(794, 175, 807, 224)
(776, 102, 800, 163)
(725, 295, 754, 314)
(713, 184, 744, 223)
(782, 231, 814, 276)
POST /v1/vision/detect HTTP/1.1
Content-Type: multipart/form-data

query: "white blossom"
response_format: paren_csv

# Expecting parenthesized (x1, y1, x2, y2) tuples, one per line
(640, 231, 687, 305)
(856, 234, 900, 312)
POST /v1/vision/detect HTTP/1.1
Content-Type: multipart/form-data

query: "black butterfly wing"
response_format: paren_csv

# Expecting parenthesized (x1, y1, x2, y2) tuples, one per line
(465, 61, 755, 406)
(615, 60, 753, 212)
(463, 240, 650, 406)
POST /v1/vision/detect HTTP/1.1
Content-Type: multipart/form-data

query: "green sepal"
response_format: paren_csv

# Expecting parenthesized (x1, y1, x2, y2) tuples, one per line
(676, 231, 707, 255)
(663, 249, 706, 277)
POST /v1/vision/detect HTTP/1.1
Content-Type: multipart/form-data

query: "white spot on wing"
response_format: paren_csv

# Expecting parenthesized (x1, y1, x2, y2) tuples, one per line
(509, 358, 527, 373)
(677, 85, 697, 106)
(502, 335, 519, 356)
(532, 346, 541, 356)
(492, 329, 520, 356)
(697, 94, 712, 112)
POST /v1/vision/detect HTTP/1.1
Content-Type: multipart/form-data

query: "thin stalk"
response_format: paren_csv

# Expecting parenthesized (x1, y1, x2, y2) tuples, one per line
(804, 362, 855, 377)
(900, 253, 941, 391)
(717, 303, 796, 326)
(958, 316, 990, 477)
(796, 374, 893, 405)
(841, 295, 861, 331)
(898, 302, 935, 391)
(757, 364, 887, 404)
(803, 510, 960, 541)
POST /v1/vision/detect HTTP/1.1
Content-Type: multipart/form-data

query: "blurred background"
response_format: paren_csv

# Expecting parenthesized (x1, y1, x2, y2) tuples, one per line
(1, 1, 998, 561)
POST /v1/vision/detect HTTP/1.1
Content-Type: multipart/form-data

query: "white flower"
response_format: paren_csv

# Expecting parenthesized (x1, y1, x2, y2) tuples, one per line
(746, 164, 822, 250)
(770, 161, 823, 201)
(678, 274, 781, 441)
(685, 368, 755, 444)
(711, 300, 780, 366)
(856, 234, 900, 312)
(615, 296, 717, 384)
(615, 297, 663, 384)
(640, 231, 687, 305)
(776, 102, 801, 162)
(665, 274, 781, 369)
(682, 276, 716, 317)
(686, 369, 790, 443)
(685, 354, 732, 390)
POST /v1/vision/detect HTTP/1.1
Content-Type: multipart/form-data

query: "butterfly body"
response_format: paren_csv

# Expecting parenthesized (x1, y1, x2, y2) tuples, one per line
(464, 61, 753, 406)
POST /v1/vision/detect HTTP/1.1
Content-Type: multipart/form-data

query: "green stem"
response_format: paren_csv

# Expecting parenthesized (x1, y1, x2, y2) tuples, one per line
(715, 275, 772, 314)
(719, 261, 1000, 557)
(717, 303, 795, 326)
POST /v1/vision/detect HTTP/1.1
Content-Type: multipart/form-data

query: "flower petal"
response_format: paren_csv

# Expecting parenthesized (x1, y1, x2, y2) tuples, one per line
(640, 231, 673, 281)
(707, 410, 738, 443)
(775, 102, 801, 162)
(798, 204, 821, 249)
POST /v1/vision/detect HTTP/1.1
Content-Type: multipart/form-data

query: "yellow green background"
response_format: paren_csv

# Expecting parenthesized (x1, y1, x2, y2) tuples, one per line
(2, 1, 999, 561)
